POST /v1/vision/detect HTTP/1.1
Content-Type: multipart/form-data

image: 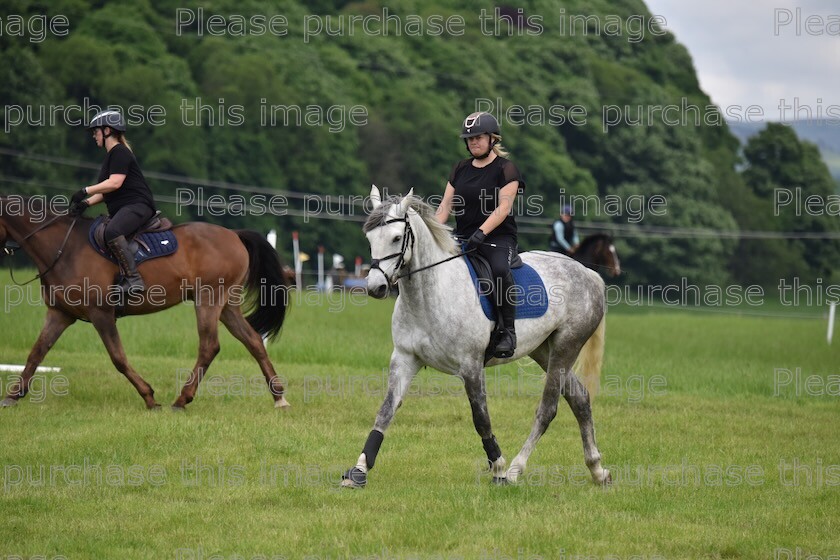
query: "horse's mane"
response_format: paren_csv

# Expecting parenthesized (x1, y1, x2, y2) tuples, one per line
(577, 232, 611, 252)
(363, 195, 457, 255)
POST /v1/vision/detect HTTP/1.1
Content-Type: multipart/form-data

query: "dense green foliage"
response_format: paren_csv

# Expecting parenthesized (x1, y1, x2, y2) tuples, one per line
(1, 0, 836, 285)
(731, 124, 840, 286)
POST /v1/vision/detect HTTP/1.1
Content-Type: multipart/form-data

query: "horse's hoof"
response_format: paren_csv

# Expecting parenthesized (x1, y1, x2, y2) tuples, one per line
(593, 469, 612, 488)
(505, 463, 523, 484)
(340, 467, 367, 489)
(147, 403, 162, 411)
(274, 396, 290, 409)
(170, 405, 186, 413)
(492, 476, 509, 485)
(0, 398, 18, 408)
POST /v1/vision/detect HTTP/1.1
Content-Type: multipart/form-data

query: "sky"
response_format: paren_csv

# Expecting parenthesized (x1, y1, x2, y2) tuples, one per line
(642, 0, 840, 122)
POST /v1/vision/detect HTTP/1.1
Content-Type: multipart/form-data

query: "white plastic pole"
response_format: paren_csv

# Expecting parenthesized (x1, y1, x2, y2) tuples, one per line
(0, 365, 61, 373)
(318, 245, 325, 291)
(828, 302, 836, 345)
(292, 231, 302, 292)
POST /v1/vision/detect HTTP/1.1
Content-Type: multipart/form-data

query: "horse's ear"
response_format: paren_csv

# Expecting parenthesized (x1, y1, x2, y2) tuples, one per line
(370, 184, 382, 209)
(400, 188, 414, 213)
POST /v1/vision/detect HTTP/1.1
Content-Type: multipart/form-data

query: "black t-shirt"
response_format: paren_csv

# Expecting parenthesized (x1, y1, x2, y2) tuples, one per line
(448, 156, 525, 241)
(97, 144, 156, 215)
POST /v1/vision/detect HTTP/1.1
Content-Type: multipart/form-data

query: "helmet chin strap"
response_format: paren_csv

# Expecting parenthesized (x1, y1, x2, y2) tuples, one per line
(464, 138, 497, 160)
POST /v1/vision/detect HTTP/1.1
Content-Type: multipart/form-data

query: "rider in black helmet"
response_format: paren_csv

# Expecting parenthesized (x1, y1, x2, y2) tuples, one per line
(435, 112, 525, 358)
(69, 109, 157, 296)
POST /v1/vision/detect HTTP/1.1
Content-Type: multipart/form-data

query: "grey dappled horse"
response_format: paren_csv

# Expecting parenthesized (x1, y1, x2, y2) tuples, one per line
(341, 186, 611, 488)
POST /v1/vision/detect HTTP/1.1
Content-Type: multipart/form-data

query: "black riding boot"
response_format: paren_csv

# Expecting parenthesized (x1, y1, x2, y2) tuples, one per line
(493, 274, 517, 358)
(107, 235, 145, 295)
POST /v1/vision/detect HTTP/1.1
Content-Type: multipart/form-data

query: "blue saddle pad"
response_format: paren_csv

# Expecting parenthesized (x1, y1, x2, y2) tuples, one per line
(464, 256, 548, 321)
(89, 216, 178, 265)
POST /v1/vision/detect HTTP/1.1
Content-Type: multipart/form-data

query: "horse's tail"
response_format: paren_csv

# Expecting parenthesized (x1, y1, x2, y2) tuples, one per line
(575, 315, 606, 397)
(236, 230, 290, 342)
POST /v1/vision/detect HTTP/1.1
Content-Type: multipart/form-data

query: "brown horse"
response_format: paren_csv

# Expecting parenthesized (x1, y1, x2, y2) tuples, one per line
(570, 233, 621, 277)
(0, 195, 290, 410)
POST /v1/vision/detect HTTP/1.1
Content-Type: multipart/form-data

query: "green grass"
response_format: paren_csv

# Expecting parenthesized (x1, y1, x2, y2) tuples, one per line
(1, 272, 839, 559)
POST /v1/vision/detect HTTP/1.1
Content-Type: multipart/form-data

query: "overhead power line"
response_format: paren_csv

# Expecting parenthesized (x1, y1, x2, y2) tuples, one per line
(2, 148, 840, 239)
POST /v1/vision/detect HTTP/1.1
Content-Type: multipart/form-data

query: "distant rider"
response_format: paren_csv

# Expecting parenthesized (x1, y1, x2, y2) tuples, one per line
(550, 205, 579, 256)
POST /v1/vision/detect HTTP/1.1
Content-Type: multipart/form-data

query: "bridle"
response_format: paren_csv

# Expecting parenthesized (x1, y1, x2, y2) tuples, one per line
(368, 212, 476, 286)
(4, 213, 78, 286)
(369, 216, 414, 285)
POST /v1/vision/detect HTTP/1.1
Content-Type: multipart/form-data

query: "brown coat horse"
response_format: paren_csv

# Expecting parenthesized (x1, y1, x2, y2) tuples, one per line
(0, 196, 290, 410)
(570, 233, 622, 278)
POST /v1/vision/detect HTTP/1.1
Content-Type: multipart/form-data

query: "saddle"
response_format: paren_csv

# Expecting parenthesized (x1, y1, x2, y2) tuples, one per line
(89, 212, 178, 265)
(464, 245, 549, 364)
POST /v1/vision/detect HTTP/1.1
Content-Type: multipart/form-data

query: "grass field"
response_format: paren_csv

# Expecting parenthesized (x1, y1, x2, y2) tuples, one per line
(0, 272, 838, 560)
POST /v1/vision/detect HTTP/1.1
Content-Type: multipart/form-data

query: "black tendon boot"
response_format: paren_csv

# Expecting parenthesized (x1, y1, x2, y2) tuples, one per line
(107, 235, 145, 295)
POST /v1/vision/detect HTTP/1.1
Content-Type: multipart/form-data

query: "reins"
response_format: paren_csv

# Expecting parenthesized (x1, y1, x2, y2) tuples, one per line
(5, 214, 79, 286)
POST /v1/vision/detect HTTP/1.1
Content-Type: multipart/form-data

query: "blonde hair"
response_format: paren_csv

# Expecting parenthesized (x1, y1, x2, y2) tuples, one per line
(114, 131, 132, 152)
(490, 133, 508, 158)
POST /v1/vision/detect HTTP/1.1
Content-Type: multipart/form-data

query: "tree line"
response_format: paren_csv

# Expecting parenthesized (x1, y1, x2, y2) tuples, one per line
(1, 0, 837, 288)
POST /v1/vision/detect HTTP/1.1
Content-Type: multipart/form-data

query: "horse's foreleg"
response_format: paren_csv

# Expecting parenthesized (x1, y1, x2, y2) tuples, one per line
(462, 363, 508, 484)
(172, 304, 222, 410)
(341, 350, 420, 488)
(220, 304, 288, 409)
(88, 309, 158, 409)
(1, 308, 75, 407)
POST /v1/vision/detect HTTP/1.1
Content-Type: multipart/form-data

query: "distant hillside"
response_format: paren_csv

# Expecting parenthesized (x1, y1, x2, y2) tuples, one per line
(2, 0, 835, 285)
(729, 121, 840, 182)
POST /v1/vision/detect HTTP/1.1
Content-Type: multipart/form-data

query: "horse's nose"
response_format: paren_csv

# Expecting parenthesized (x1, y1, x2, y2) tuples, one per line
(368, 283, 387, 299)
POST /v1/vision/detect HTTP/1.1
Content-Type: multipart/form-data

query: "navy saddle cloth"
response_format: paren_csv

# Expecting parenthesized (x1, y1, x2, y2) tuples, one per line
(464, 251, 548, 321)
(89, 215, 178, 265)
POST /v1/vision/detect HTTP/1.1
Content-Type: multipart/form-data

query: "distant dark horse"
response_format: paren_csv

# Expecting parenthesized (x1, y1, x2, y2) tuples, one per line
(569, 234, 621, 277)
(0, 196, 290, 410)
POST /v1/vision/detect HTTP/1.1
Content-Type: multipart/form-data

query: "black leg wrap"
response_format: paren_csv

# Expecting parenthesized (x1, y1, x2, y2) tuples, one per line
(482, 435, 502, 464)
(362, 429, 385, 470)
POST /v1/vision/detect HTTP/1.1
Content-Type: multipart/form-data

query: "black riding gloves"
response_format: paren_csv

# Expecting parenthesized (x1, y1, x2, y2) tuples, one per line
(70, 187, 88, 204)
(466, 230, 486, 252)
(69, 200, 89, 216)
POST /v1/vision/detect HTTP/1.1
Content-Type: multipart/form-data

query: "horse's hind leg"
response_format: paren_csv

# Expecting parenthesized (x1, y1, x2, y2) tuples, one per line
(172, 303, 223, 410)
(562, 360, 610, 485)
(88, 309, 159, 409)
(1, 308, 75, 407)
(506, 342, 565, 482)
(220, 303, 289, 409)
(510, 340, 610, 485)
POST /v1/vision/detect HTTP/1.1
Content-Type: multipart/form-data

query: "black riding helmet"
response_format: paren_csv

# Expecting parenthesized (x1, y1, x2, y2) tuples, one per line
(87, 110, 126, 137)
(460, 111, 500, 138)
(460, 112, 500, 159)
